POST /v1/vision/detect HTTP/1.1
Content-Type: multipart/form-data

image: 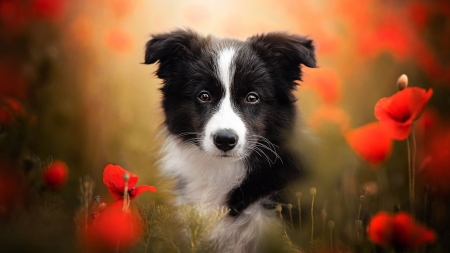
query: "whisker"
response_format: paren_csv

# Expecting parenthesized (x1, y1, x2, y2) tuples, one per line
(254, 147, 274, 165)
(246, 136, 283, 164)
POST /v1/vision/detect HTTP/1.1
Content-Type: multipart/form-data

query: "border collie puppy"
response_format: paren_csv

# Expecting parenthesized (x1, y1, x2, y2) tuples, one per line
(144, 29, 316, 252)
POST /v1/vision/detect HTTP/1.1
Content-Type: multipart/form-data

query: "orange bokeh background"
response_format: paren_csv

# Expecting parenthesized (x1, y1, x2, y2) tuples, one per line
(1, 0, 449, 251)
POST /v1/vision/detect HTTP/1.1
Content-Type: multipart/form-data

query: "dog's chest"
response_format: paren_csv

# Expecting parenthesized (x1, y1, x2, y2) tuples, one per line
(160, 138, 247, 207)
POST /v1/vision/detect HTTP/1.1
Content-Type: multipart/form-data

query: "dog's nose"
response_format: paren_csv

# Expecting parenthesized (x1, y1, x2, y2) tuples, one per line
(214, 130, 238, 152)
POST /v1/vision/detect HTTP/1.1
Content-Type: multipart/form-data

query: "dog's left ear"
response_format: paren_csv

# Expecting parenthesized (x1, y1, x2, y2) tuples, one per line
(248, 32, 317, 81)
(143, 29, 205, 79)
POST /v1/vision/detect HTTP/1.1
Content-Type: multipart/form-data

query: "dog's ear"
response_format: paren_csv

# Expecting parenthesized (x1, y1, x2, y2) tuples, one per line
(248, 32, 316, 81)
(144, 29, 205, 77)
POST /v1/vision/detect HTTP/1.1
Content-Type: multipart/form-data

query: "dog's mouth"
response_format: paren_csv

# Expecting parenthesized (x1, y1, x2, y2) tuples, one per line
(209, 148, 247, 161)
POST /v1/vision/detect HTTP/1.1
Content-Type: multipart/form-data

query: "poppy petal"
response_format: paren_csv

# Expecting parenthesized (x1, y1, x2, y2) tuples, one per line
(375, 88, 433, 140)
(85, 206, 143, 249)
(410, 227, 436, 248)
(392, 212, 416, 248)
(345, 122, 392, 167)
(129, 185, 157, 200)
(393, 212, 436, 249)
(103, 164, 138, 200)
(367, 212, 394, 246)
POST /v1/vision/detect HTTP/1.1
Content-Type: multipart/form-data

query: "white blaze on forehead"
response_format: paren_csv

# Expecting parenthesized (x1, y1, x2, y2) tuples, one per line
(217, 47, 235, 89)
(203, 47, 247, 155)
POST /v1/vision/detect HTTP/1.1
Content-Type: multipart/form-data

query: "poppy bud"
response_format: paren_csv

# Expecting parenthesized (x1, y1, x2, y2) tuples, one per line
(43, 160, 69, 189)
(310, 187, 317, 196)
(328, 220, 335, 230)
(397, 74, 408, 91)
(123, 173, 130, 181)
(295, 192, 302, 199)
(287, 203, 292, 210)
(359, 195, 366, 203)
(275, 204, 282, 213)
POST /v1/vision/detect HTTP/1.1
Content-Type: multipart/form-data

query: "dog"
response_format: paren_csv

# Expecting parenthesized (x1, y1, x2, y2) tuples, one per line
(144, 29, 316, 252)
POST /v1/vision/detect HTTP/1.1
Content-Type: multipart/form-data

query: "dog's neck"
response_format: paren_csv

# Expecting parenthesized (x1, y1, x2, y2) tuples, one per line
(159, 134, 247, 208)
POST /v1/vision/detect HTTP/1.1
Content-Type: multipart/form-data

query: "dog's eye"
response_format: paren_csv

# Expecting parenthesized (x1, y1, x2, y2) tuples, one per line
(245, 92, 259, 103)
(198, 91, 212, 102)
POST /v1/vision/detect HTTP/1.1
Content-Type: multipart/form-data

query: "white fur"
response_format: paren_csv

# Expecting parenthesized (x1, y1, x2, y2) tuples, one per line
(202, 47, 247, 158)
(159, 135, 279, 253)
(160, 134, 247, 207)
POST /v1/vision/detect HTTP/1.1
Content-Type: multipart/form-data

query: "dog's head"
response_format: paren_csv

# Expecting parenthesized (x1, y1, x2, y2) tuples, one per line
(144, 29, 316, 160)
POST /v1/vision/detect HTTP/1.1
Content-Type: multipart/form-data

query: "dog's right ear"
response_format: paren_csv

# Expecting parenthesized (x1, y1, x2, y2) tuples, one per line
(144, 29, 204, 70)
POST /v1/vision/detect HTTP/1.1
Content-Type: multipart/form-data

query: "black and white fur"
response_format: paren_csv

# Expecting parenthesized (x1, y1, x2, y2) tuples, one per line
(144, 29, 316, 252)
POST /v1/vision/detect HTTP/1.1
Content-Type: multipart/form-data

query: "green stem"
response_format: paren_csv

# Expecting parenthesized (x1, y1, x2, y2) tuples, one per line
(411, 125, 417, 218)
(407, 124, 417, 218)
(407, 136, 413, 216)
(298, 198, 302, 231)
(311, 195, 315, 243)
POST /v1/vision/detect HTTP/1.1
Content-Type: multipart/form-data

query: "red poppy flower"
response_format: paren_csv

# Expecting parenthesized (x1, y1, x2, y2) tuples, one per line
(85, 207, 143, 250)
(367, 211, 436, 250)
(366, 211, 394, 247)
(345, 122, 392, 167)
(31, 0, 65, 21)
(103, 164, 156, 203)
(43, 160, 69, 189)
(374, 87, 433, 140)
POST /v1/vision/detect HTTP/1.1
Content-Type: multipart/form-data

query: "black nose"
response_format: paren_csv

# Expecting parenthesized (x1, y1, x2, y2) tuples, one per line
(214, 130, 238, 152)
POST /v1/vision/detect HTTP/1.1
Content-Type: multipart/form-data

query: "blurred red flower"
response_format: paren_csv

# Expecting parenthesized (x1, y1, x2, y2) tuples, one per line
(357, 22, 411, 60)
(367, 211, 436, 250)
(345, 122, 392, 167)
(105, 28, 133, 53)
(43, 160, 69, 189)
(85, 207, 143, 250)
(103, 164, 156, 203)
(407, 2, 429, 29)
(304, 68, 341, 104)
(0, 98, 25, 124)
(2, 98, 25, 116)
(417, 116, 450, 193)
(31, 0, 65, 21)
(0, 0, 28, 29)
(0, 64, 27, 100)
(374, 87, 433, 140)
(0, 106, 13, 124)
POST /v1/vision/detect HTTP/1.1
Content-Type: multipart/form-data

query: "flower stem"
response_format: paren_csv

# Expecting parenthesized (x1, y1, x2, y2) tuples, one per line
(328, 221, 335, 253)
(407, 124, 417, 218)
(123, 173, 130, 211)
(287, 204, 294, 231)
(296, 192, 302, 233)
(311, 195, 315, 243)
(411, 125, 417, 217)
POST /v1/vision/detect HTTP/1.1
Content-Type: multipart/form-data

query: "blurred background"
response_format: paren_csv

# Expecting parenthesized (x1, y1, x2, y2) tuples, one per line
(1, 0, 449, 252)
